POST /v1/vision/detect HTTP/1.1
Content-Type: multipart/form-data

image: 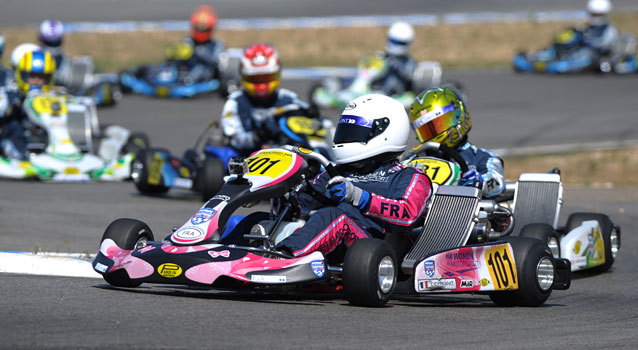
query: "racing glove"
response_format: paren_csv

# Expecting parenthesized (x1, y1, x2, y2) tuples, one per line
(459, 167, 483, 188)
(327, 176, 370, 209)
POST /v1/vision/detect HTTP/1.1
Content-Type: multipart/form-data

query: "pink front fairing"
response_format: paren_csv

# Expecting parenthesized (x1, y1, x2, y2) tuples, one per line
(185, 251, 324, 284)
(99, 239, 154, 278)
(161, 242, 222, 254)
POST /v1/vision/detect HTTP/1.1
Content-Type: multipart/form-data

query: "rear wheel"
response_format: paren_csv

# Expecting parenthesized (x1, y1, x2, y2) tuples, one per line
(566, 212, 619, 273)
(519, 223, 561, 258)
(198, 156, 225, 201)
(489, 236, 555, 307)
(343, 239, 397, 307)
(123, 132, 151, 156)
(101, 218, 154, 287)
(131, 148, 170, 194)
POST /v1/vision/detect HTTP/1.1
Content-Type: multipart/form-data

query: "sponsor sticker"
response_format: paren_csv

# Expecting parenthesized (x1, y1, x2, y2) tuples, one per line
(173, 226, 205, 243)
(94, 262, 108, 273)
(157, 263, 182, 278)
(345, 101, 356, 110)
(191, 208, 217, 225)
(212, 194, 231, 201)
(311, 260, 325, 278)
(460, 279, 474, 288)
(417, 278, 456, 291)
(424, 260, 435, 278)
(480, 278, 489, 287)
(251, 275, 287, 283)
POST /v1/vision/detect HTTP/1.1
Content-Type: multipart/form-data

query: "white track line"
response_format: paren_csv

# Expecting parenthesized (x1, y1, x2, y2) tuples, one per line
(0, 252, 101, 279)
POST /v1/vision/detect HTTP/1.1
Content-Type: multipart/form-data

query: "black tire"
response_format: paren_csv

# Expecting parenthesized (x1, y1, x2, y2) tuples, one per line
(343, 239, 397, 307)
(566, 212, 619, 273)
(198, 156, 225, 201)
(131, 148, 170, 194)
(123, 132, 151, 156)
(489, 236, 555, 307)
(519, 223, 561, 259)
(101, 218, 154, 287)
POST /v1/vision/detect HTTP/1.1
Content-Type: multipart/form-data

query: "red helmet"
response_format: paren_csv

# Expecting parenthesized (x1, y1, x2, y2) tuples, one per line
(240, 43, 281, 101)
(190, 5, 217, 44)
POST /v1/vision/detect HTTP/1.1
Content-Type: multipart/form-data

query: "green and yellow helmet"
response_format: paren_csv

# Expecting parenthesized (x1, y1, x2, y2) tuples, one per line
(409, 87, 471, 148)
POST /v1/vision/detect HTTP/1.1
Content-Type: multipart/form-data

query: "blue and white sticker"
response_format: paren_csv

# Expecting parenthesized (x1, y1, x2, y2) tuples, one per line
(191, 208, 217, 225)
(311, 260, 325, 278)
(424, 260, 435, 278)
(338, 114, 373, 128)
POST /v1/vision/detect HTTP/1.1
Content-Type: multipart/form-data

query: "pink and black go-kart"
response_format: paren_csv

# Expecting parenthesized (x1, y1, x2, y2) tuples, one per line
(93, 147, 570, 307)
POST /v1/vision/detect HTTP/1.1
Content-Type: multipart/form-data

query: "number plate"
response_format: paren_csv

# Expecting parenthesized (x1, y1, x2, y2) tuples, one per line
(407, 157, 456, 185)
(31, 95, 68, 115)
(148, 153, 164, 185)
(485, 244, 518, 291)
(245, 150, 293, 179)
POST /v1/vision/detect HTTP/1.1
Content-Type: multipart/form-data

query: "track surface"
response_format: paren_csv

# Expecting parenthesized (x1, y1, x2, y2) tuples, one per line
(0, 70, 637, 348)
(3, 0, 638, 26)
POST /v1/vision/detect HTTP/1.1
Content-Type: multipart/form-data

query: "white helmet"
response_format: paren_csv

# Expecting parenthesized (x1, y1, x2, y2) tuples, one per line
(587, 0, 612, 16)
(332, 94, 410, 165)
(10, 43, 41, 68)
(386, 21, 414, 56)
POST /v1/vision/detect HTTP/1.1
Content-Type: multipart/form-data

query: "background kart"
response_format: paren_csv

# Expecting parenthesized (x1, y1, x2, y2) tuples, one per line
(94, 147, 570, 307)
(309, 53, 445, 109)
(131, 104, 333, 201)
(403, 142, 621, 274)
(0, 91, 149, 181)
(513, 28, 637, 74)
(56, 55, 122, 107)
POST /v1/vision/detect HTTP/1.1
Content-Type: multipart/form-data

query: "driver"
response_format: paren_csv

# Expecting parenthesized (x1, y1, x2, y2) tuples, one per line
(181, 5, 224, 75)
(371, 21, 416, 96)
(220, 43, 311, 155)
(0, 50, 56, 160)
(276, 94, 432, 257)
(408, 87, 505, 198)
(583, 0, 619, 57)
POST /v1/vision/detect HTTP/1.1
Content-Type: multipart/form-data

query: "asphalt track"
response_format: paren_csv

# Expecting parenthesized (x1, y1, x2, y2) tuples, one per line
(0, 70, 637, 349)
(3, 0, 638, 26)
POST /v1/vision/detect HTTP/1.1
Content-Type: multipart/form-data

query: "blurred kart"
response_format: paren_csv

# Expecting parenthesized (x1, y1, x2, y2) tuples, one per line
(56, 55, 122, 107)
(309, 53, 443, 109)
(513, 28, 637, 74)
(119, 42, 240, 98)
(93, 147, 570, 307)
(0, 91, 149, 181)
(131, 103, 333, 200)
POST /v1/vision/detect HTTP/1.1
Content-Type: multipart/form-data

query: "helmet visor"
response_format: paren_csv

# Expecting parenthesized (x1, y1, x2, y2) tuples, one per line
(333, 115, 389, 144)
(241, 71, 280, 84)
(21, 72, 53, 87)
(411, 103, 457, 143)
(388, 37, 409, 46)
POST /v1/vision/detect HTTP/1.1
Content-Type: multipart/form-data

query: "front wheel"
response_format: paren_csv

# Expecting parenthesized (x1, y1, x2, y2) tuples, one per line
(489, 236, 555, 307)
(566, 212, 619, 273)
(343, 238, 397, 307)
(519, 223, 561, 259)
(101, 218, 154, 287)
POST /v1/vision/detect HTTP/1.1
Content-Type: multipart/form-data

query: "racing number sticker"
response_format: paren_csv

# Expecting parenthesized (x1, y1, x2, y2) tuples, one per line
(32, 96, 68, 115)
(245, 150, 293, 179)
(486, 244, 518, 290)
(408, 158, 453, 185)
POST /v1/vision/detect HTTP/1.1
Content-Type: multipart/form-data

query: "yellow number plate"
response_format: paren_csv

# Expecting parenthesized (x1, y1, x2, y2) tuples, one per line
(245, 150, 293, 179)
(407, 158, 453, 185)
(485, 244, 518, 291)
(32, 96, 67, 115)
(148, 153, 164, 185)
(286, 116, 326, 137)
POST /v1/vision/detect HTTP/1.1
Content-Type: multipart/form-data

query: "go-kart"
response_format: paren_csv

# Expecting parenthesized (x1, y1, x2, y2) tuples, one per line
(119, 42, 231, 98)
(403, 142, 621, 274)
(94, 146, 570, 307)
(513, 27, 637, 74)
(309, 53, 443, 109)
(131, 104, 333, 201)
(0, 90, 149, 181)
(56, 55, 121, 107)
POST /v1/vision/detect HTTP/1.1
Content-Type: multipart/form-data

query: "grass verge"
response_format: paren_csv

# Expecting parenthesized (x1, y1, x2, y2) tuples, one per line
(1, 13, 637, 72)
(503, 148, 638, 186)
